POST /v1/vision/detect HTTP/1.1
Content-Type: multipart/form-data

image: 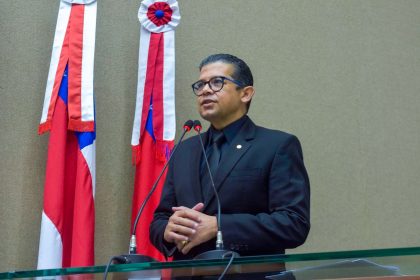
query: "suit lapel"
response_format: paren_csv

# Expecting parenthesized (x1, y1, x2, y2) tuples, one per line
(203, 118, 256, 211)
(189, 131, 209, 204)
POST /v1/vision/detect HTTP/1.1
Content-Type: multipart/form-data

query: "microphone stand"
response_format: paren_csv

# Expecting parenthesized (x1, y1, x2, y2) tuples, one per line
(114, 120, 193, 264)
(192, 120, 239, 260)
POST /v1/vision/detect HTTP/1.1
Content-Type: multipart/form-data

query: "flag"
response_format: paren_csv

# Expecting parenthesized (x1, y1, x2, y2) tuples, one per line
(37, 0, 97, 269)
(131, 0, 180, 261)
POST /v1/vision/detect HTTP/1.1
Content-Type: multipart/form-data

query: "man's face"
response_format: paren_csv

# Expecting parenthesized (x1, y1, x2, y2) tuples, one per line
(196, 62, 246, 129)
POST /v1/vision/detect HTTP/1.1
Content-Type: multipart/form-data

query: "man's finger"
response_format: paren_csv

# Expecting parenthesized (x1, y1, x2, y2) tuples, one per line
(167, 231, 189, 243)
(169, 221, 196, 236)
(171, 216, 198, 230)
(172, 202, 204, 212)
(191, 202, 205, 211)
(171, 208, 202, 223)
(172, 206, 189, 212)
(181, 240, 195, 255)
(177, 240, 189, 252)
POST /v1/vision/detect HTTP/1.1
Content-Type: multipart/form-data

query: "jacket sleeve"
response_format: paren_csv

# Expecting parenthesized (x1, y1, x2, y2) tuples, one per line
(220, 135, 310, 254)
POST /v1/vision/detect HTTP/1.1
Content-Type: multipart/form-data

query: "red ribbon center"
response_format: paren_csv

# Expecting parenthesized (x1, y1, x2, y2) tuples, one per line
(147, 2, 173, 26)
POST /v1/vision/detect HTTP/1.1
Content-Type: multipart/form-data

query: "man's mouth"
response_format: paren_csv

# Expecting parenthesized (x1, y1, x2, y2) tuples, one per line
(201, 99, 215, 106)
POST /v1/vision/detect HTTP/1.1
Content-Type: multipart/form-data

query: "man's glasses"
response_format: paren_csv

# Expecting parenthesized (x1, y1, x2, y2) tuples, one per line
(191, 76, 244, 96)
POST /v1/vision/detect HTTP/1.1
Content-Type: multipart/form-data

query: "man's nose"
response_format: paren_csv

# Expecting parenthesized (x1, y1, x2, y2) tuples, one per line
(200, 82, 213, 95)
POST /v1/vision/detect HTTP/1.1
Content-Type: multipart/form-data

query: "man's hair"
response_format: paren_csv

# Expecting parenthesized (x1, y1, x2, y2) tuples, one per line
(199, 54, 254, 111)
(199, 54, 253, 87)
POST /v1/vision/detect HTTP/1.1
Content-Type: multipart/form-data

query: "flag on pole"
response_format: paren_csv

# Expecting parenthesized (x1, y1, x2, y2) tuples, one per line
(37, 0, 97, 269)
(131, 0, 180, 261)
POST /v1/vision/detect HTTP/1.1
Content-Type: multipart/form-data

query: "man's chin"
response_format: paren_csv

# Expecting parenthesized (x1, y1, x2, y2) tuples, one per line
(199, 111, 216, 122)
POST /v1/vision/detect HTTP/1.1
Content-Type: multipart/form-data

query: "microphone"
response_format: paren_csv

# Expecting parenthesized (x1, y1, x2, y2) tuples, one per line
(192, 120, 239, 260)
(114, 119, 194, 264)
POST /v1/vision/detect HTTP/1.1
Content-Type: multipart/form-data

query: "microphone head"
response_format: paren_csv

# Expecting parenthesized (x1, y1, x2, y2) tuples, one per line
(193, 120, 202, 132)
(183, 120, 193, 131)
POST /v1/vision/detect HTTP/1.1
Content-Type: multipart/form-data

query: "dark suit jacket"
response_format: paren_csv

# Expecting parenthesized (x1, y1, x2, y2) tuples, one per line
(150, 116, 310, 260)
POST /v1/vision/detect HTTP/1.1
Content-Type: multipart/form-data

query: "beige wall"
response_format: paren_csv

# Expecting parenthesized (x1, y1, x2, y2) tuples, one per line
(1, 0, 419, 272)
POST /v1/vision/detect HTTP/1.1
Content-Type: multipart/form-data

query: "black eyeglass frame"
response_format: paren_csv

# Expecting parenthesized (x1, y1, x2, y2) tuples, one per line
(191, 76, 244, 96)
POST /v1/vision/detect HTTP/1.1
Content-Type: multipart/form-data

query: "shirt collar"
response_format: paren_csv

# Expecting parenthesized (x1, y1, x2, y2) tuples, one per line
(209, 115, 248, 144)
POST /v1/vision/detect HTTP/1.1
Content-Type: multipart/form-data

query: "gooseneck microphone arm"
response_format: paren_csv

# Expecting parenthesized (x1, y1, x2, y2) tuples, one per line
(128, 120, 194, 255)
(193, 120, 224, 250)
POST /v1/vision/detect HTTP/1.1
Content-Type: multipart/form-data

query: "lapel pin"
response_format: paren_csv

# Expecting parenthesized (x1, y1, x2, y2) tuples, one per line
(236, 144, 242, 149)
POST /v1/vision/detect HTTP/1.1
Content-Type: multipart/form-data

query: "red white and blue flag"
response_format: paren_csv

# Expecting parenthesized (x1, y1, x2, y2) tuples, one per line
(37, 0, 97, 269)
(131, 0, 180, 261)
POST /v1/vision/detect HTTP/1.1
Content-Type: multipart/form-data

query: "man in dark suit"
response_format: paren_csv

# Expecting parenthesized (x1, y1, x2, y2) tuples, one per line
(150, 54, 310, 261)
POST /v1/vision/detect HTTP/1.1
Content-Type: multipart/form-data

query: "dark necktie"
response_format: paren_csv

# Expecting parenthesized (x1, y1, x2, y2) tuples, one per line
(201, 131, 225, 201)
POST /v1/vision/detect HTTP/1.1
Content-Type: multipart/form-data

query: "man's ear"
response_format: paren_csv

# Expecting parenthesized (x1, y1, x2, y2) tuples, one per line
(241, 86, 255, 103)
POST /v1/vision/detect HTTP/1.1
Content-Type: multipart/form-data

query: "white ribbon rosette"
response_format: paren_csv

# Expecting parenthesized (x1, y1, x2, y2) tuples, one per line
(138, 0, 180, 33)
